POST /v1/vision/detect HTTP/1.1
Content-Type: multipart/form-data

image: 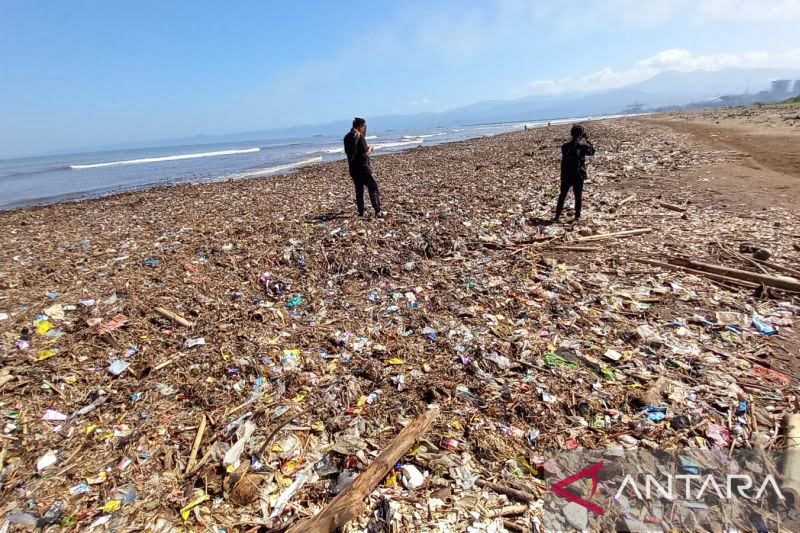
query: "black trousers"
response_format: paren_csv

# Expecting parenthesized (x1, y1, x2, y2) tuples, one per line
(555, 174, 585, 220)
(352, 169, 381, 215)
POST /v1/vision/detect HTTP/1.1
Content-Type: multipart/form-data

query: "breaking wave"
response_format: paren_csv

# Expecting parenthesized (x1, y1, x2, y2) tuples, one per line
(402, 132, 446, 140)
(228, 156, 322, 179)
(372, 140, 423, 150)
(69, 148, 261, 169)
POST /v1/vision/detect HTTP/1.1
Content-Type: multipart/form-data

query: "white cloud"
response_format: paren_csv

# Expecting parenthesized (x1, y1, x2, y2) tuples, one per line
(527, 48, 800, 95)
(410, 97, 431, 106)
(692, 0, 800, 21)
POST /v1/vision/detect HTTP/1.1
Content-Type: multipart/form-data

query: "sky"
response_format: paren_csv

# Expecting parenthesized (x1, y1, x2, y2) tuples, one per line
(1, 0, 800, 158)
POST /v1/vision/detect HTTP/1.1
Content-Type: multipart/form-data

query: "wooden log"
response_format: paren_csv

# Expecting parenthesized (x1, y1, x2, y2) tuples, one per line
(659, 202, 686, 212)
(549, 245, 601, 252)
(502, 519, 529, 533)
(286, 408, 439, 533)
(486, 504, 529, 518)
(672, 258, 800, 292)
(754, 259, 800, 280)
(153, 356, 178, 372)
(782, 414, 800, 507)
(575, 228, 652, 242)
(185, 414, 207, 474)
(476, 479, 538, 503)
(154, 307, 194, 327)
(633, 258, 759, 288)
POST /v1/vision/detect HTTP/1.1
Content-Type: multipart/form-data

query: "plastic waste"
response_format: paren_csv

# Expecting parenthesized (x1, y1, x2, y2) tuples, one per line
(270, 466, 312, 518)
(42, 409, 68, 422)
(643, 406, 667, 422)
(107, 359, 130, 376)
(223, 421, 257, 468)
(400, 464, 424, 489)
(7, 512, 38, 529)
(752, 314, 777, 335)
(36, 500, 64, 528)
(36, 450, 58, 471)
(183, 337, 206, 349)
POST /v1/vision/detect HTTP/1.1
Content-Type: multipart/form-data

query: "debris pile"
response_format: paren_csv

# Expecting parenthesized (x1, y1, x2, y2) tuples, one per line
(0, 115, 798, 531)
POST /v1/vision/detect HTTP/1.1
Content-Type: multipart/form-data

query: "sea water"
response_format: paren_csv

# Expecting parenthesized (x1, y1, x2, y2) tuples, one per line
(0, 116, 610, 211)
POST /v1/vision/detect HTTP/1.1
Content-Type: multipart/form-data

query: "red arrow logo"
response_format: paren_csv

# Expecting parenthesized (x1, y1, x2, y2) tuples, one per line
(550, 461, 605, 515)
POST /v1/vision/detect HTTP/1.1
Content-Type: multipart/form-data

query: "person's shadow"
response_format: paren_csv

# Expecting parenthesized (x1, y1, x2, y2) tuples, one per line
(528, 216, 555, 226)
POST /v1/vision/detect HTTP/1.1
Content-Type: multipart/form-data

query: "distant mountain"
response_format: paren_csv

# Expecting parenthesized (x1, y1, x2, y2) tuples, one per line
(115, 68, 800, 148)
(431, 68, 800, 125)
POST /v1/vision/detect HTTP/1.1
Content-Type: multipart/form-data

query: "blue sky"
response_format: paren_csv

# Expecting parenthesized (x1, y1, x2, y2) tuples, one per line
(1, 0, 799, 158)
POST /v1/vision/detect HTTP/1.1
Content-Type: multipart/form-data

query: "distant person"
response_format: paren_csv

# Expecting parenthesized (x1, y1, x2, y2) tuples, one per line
(343, 117, 384, 218)
(554, 124, 595, 222)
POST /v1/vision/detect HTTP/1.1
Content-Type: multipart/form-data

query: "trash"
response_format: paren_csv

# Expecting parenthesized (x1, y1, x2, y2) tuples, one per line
(36, 450, 58, 471)
(183, 337, 206, 349)
(180, 492, 210, 521)
(643, 406, 668, 422)
(270, 466, 312, 518)
(70, 483, 91, 495)
(706, 422, 732, 447)
(603, 348, 623, 362)
(223, 421, 257, 468)
(635, 324, 664, 346)
(97, 314, 128, 333)
(42, 409, 68, 422)
(6, 512, 38, 529)
(36, 501, 65, 528)
(330, 469, 358, 495)
(107, 359, 131, 376)
(142, 257, 161, 267)
(281, 349, 302, 372)
(287, 295, 304, 308)
(400, 464, 425, 490)
(752, 314, 777, 335)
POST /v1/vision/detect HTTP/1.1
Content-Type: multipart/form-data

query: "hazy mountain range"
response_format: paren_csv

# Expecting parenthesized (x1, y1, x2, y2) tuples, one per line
(88, 67, 800, 152)
(215, 67, 800, 141)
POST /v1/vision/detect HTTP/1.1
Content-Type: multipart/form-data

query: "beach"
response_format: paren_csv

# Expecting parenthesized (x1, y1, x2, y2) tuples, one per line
(1, 107, 799, 530)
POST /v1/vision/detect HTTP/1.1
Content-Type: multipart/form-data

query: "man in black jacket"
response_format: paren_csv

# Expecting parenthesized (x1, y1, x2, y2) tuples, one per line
(555, 124, 595, 222)
(343, 117, 383, 218)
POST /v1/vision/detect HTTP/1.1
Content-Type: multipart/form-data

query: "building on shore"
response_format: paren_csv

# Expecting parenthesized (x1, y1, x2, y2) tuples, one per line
(771, 79, 791, 95)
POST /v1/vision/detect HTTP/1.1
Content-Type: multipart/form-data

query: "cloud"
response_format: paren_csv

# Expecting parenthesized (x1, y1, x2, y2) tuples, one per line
(526, 48, 800, 95)
(409, 97, 431, 106)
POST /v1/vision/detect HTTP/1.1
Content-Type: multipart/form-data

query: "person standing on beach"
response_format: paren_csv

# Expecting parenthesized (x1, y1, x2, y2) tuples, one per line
(343, 117, 384, 218)
(554, 124, 595, 222)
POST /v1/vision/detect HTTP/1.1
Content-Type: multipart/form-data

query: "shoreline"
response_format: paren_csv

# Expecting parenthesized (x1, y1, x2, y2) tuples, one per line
(0, 114, 633, 214)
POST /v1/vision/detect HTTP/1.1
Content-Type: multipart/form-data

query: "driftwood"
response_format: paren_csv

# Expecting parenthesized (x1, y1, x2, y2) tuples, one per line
(502, 519, 530, 532)
(659, 202, 686, 212)
(670, 258, 800, 292)
(754, 259, 800, 280)
(634, 258, 759, 289)
(154, 306, 194, 327)
(782, 414, 800, 506)
(476, 479, 538, 503)
(185, 414, 207, 474)
(286, 408, 439, 533)
(549, 245, 601, 252)
(486, 504, 529, 518)
(575, 228, 652, 242)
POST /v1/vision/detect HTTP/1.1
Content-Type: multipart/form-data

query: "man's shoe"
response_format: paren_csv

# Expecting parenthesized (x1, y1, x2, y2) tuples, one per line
(376, 211, 386, 219)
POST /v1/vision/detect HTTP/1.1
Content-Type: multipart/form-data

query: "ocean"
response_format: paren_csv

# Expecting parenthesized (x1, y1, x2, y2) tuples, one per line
(0, 116, 615, 211)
